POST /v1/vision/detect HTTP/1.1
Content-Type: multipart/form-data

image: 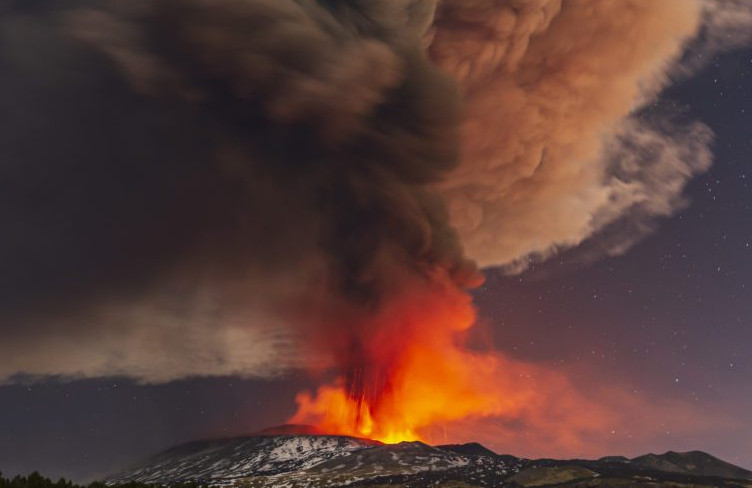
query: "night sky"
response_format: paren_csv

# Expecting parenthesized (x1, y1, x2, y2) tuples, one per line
(1, 2, 752, 485)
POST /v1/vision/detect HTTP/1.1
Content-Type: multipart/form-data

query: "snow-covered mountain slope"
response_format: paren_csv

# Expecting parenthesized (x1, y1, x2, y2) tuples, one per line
(106, 433, 526, 487)
(105, 435, 380, 485)
(241, 440, 524, 488)
(106, 433, 752, 488)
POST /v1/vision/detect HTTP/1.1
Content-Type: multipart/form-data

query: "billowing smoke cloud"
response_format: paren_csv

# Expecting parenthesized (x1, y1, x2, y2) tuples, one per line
(690, 0, 752, 67)
(428, 0, 713, 270)
(0, 0, 749, 398)
(0, 0, 474, 383)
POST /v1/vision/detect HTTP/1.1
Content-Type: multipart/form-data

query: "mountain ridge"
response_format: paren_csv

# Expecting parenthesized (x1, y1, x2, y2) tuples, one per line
(105, 431, 752, 488)
(629, 450, 752, 480)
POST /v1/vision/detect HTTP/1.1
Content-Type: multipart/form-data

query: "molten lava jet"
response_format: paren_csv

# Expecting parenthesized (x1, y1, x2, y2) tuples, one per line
(290, 270, 513, 444)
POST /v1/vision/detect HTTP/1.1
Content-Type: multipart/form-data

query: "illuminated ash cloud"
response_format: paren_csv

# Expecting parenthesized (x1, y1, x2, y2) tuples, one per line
(0, 0, 749, 391)
(428, 0, 716, 270)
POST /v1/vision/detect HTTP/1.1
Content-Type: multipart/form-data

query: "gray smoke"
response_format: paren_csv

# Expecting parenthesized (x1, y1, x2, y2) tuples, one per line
(0, 0, 475, 382)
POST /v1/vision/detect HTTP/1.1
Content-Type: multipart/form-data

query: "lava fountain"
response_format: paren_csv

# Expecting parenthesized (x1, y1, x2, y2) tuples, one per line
(290, 269, 513, 444)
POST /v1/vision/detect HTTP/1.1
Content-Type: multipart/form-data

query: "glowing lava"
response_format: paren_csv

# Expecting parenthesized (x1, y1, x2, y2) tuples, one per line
(290, 270, 513, 444)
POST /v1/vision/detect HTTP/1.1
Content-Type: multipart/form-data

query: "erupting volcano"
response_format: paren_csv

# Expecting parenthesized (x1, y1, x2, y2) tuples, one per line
(2, 0, 744, 476)
(290, 270, 511, 444)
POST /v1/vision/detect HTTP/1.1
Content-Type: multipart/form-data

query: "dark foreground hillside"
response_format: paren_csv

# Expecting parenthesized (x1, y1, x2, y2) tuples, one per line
(0, 472, 196, 488)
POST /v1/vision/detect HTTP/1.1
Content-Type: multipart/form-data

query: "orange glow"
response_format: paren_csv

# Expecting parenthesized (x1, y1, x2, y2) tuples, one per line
(287, 265, 725, 453)
(289, 269, 723, 450)
(290, 270, 526, 444)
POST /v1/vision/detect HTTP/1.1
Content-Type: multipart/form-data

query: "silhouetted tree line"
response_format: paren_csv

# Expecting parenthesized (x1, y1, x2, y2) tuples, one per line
(0, 472, 200, 488)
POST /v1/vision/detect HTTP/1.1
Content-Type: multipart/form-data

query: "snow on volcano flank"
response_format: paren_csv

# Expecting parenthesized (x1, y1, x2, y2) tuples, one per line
(105, 432, 526, 487)
(106, 434, 381, 485)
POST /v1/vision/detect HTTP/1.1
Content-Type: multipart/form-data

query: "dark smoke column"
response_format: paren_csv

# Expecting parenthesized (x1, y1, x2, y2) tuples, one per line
(35, 0, 481, 426)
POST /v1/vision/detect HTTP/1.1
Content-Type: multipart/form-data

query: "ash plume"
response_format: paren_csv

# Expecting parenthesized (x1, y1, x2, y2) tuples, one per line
(0, 0, 748, 395)
(0, 0, 473, 382)
(429, 0, 712, 270)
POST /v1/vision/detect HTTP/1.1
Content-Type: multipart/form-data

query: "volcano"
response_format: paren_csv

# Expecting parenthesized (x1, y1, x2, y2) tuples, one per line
(105, 429, 752, 488)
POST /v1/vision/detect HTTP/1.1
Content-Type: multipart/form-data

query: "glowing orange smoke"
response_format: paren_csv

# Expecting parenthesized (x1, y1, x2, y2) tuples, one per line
(290, 270, 526, 444)
(289, 268, 721, 452)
